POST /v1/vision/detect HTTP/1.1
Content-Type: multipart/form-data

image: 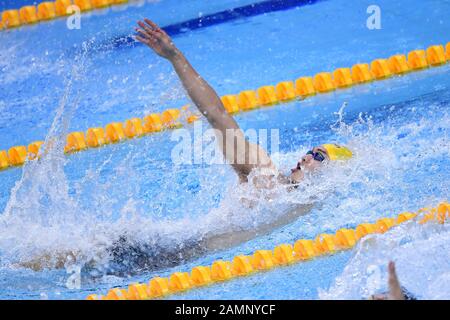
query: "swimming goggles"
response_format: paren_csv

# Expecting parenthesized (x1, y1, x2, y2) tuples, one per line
(306, 150, 327, 162)
(295, 150, 327, 171)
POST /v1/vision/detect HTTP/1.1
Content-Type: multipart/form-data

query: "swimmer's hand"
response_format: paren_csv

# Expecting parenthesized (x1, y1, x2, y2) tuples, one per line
(387, 261, 405, 300)
(135, 19, 179, 60)
(369, 261, 406, 300)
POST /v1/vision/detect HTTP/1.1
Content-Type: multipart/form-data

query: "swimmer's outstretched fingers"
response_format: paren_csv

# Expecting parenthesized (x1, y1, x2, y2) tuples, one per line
(144, 18, 164, 32)
(135, 20, 178, 60)
(136, 20, 160, 38)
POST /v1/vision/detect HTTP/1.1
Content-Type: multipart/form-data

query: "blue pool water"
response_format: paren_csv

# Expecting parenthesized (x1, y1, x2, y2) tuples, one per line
(0, 0, 449, 299)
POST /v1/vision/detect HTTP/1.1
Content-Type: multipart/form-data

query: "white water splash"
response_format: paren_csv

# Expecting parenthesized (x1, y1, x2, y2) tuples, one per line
(0, 93, 448, 299)
(319, 220, 450, 300)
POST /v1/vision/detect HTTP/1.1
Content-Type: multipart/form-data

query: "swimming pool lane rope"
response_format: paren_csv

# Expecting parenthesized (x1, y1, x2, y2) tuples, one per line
(85, 202, 449, 300)
(1, 43, 449, 172)
(0, 0, 128, 30)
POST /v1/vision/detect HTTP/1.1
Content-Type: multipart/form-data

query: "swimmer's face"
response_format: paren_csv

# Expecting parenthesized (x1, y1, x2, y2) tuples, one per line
(290, 146, 329, 183)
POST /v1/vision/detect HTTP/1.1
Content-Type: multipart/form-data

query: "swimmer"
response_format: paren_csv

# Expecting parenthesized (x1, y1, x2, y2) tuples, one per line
(134, 19, 353, 188)
(17, 20, 354, 274)
(132, 19, 354, 254)
(369, 261, 417, 300)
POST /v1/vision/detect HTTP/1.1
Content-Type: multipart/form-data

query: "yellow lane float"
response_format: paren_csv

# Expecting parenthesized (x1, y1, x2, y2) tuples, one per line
(294, 239, 318, 260)
(88, 203, 449, 300)
(334, 229, 356, 249)
(74, 0, 93, 12)
(313, 72, 335, 93)
(91, 0, 111, 9)
(27, 141, 44, 160)
(105, 122, 125, 143)
(370, 59, 392, 79)
(148, 277, 169, 298)
(446, 42, 450, 60)
(355, 223, 376, 240)
(0, 0, 130, 30)
(161, 109, 181, 128)
(37, 2, 56, 21)
(55, 0, 72, 16)
(426, 45, 446, 66)
(143, 113, 163, 132)
(19, 6, 38, 24)
(191, 266, 212, 286)
(124, 118, 145, 138)
(0, 151, 9, 170)
(231, 255, 254, 276)
(169, 272, 191, 292)
(221, 95, 239, 114)
(65, 132, 87, 153)
(333, 68, 353, 88)
(388, 54, 410, 74)
(257, 86, 278, 105)
(407, 49, 428, 70)
(127, 283, 149, 300)
(237, 90, 259, 110)
(2, 43, 449, 173)
(251, 250, 275, 270)
(275, 81, 297, 101)
(1, 10, 21, 28)
(211, 260, 233, 281)
(8, 146, 28, 165)
(273, 244, 295, 265)
(351, 63, 372, 83)
(86, 127, 106, 147)
(295, 77, 316, 97)
(314, 234, 336, 253)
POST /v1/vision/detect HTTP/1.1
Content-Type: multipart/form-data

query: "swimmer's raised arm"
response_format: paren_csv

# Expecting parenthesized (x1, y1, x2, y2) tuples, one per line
(135, 19, 237, 135)
(135, 19, 277, 182)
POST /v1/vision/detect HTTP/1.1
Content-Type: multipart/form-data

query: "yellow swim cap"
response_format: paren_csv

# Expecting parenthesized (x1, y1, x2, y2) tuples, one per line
(321, 144, 353, 161)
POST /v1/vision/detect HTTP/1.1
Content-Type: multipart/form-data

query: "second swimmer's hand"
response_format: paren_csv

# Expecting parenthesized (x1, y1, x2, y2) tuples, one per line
(135, 19, 179, 60)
